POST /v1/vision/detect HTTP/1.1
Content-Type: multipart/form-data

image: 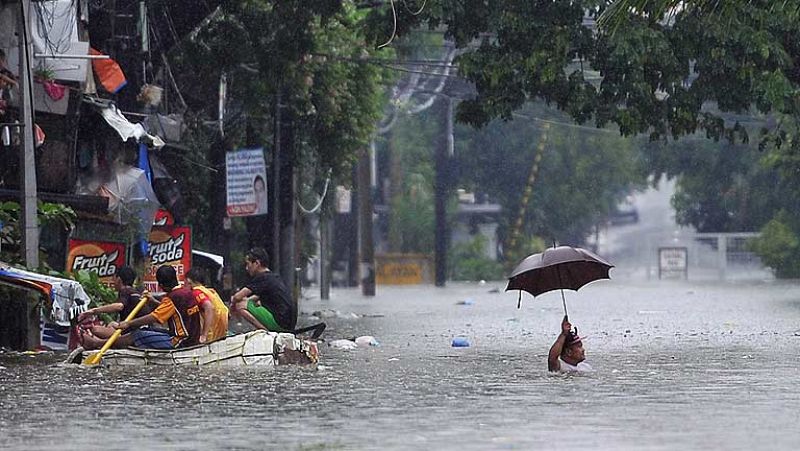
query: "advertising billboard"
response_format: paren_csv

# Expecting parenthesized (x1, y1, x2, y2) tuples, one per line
(66, 239, 127, 288)
(144, 226, 192, 292)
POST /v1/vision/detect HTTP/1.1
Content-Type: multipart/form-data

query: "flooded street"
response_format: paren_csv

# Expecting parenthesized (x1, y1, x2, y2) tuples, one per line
(2, 278, 800, 450)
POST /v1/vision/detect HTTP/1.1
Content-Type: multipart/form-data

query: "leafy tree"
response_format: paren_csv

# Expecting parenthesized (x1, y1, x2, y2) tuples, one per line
(0, 201, 75, 266)
(160, 1, 393, 250)
(455, 102, 646, 251)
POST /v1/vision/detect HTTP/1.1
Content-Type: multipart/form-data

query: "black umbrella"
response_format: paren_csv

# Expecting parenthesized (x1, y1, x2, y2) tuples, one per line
(505, 245, 613, 314)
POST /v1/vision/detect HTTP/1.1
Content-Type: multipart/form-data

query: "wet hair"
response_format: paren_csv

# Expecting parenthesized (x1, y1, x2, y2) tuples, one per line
(562, 328, 582, 355)
(246, 247, 270, 268)
(155, 265, 179, 290)
(117, 265, 136, 286)
(185, 268, 206, 285)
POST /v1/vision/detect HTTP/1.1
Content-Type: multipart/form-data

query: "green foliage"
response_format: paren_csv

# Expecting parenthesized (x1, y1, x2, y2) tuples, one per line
(0, 201, 75, 266)
(164, 1, 393, 252)
(454, 102, 647, 251)
(449, 235, 504, 281)
(384, 109, 439, 253)
(749, 211, 800, 278)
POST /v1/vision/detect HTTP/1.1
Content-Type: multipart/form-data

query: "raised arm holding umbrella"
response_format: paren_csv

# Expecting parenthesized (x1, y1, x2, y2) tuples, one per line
(505, 245, 612, 372)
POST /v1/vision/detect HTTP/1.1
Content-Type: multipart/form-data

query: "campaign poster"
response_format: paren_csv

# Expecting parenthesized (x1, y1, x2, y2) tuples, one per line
(66, 239, 127, 288)
(144, 226, 192, 292)
(226, 147, 268, 217)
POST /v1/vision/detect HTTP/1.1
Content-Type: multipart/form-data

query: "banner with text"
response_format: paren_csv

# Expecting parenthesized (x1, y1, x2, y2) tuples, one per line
(226, 147, 268, 217)
(144, 226, 192, 292)
(66, 239, 127, 288)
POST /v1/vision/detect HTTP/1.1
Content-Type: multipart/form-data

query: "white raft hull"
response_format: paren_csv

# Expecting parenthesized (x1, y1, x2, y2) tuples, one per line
(71, 330, 319, 367)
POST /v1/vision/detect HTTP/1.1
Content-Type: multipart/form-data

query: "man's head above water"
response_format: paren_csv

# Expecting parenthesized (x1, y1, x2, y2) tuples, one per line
(561, 327, 586, 364)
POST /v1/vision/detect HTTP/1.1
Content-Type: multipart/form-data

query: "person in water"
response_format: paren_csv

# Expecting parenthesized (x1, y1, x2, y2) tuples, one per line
(548, 315, 592, 373)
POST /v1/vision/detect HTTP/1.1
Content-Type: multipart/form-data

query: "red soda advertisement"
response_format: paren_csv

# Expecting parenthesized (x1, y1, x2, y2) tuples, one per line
(144, 225, 192, 293)
(153, 208, 175, 226)
(65, 239, 127, 288)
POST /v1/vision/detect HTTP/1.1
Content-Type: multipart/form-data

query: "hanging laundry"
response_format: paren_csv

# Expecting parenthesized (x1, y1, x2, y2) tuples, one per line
(34, 124, 45, 147)
(89, 48, 127, 94)
(42, 80, 67, 101)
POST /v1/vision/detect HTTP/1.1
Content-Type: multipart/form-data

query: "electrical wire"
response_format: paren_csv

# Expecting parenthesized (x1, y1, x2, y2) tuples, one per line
(297, 168, 332, 215)
(377, 0, 397, 49)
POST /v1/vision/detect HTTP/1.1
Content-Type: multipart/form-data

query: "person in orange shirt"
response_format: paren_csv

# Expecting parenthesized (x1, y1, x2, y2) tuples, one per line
(185, 268, 229, 343)
(113, 265, 212, 348)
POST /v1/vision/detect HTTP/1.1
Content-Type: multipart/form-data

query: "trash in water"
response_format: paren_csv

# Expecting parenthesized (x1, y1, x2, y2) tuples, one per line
(451, 337, 470, 347)
(329, 339, 358, 350)
(355, 335, 380, 347)
(488, 287, 500, 293)
(456, 299, 474, 306)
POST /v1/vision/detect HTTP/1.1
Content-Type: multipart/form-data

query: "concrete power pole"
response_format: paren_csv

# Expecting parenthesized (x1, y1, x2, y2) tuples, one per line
(18, 0, 39, 269)
(434, 97, 454, 287)
(357, 145, 375, 296)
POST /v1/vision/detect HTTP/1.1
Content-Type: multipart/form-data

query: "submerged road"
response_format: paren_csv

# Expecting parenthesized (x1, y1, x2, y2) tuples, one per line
(1, 279, 799, 450)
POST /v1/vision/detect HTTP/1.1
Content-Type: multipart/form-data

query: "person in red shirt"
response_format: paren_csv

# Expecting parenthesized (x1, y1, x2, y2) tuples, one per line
(113, 265, 213, 349)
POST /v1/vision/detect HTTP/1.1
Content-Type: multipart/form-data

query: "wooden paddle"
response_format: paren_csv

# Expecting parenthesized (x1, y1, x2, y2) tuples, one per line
(83, 291, 150, 366)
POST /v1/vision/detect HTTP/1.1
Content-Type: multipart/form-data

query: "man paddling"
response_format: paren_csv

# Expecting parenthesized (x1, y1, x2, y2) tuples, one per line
(548, 315, 592, 373)
(113, 265, 212, 348)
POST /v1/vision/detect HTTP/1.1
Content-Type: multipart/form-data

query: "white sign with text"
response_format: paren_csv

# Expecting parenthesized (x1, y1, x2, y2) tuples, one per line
(226, 148, 268, 217)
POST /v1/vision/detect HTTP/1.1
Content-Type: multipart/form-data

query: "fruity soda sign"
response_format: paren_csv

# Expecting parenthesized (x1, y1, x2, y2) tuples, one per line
(143, 225, 192, 293)
(66, 239, 127, 288)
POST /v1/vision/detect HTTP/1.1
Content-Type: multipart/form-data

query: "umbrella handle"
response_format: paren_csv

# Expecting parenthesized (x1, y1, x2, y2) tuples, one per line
(560, 288, 568, 319)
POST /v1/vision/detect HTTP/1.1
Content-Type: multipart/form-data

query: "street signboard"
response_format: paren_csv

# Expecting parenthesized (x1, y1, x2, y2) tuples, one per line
(226, 147, 268, 217)
(659, 246, 688, 279)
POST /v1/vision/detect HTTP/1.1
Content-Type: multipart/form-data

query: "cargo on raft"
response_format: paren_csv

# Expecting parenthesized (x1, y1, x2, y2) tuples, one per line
(65, 330, 319, 367)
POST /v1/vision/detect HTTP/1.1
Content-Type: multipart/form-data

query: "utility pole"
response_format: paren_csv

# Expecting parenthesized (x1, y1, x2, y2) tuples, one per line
(357, 145, 375, 296)
(434, 96, 454, 287)
(271, 89, 282, 276)
(278, 109, 297, 305)
(18, 0, 38, 269)
(319, 202, 331, 300)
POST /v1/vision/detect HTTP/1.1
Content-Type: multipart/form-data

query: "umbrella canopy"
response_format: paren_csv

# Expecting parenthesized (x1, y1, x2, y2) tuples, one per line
(100, 165, 160, 241)
(506, 245, 613, 299)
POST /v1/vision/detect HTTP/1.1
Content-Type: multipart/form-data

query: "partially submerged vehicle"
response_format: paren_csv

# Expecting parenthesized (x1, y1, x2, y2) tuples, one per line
(66, 330, 319, 367)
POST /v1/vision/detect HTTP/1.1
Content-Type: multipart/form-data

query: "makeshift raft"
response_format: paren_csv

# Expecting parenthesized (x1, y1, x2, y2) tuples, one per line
(66, 330, 319, 367)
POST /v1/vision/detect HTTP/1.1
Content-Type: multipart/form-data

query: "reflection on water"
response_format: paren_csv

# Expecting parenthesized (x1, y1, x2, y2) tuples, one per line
(2, 281, 800, 450)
